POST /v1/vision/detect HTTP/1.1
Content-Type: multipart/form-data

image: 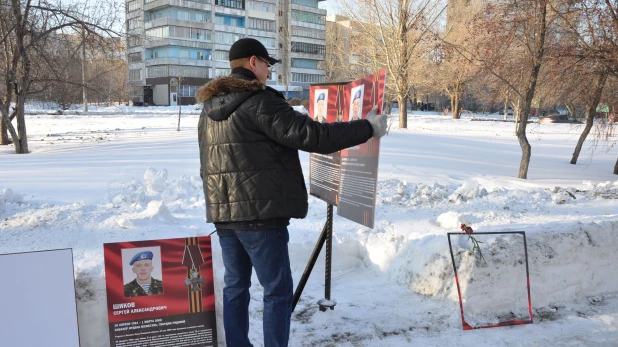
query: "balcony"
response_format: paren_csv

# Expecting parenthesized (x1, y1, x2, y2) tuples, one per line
(291, 52, 326, 60)
(145, 57, 212, 67)
(144, 38, 213, 50)
(144, 0, 211, 12)
(213, 24, 246, 35)
(290, 67, 325, 75)
(145, 18, 213, 30)
(291, 4, 327, 15)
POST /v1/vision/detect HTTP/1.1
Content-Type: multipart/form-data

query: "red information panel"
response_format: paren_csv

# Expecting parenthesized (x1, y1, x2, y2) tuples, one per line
(338, 70, 386, 228)
(308, 82, 347, 206)
(104, 236, 216, 347)
(308, 70, 386, 228)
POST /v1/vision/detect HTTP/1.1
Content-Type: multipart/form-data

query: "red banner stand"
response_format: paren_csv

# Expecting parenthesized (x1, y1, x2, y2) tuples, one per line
(447, 231, 533, 330)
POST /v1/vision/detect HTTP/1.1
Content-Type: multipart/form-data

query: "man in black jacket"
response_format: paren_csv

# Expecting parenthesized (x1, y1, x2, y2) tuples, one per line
(197, 38, 387, 347)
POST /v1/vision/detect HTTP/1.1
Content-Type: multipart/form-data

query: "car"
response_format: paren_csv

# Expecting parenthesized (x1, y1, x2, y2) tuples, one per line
(538, 114, 583, 124)
(498, 108, 514, 116)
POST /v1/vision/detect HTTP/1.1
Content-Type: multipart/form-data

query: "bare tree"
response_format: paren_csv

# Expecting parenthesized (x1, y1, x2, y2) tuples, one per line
(554, 0, 618, 172)
(334, 0, 445, 128)
(570, 69, 608, 164)
(0, 0, 120, 153)
(452, 0, 557, 179)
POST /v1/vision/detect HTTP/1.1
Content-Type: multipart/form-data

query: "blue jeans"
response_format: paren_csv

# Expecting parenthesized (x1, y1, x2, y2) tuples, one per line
(217, 227, 293, 347)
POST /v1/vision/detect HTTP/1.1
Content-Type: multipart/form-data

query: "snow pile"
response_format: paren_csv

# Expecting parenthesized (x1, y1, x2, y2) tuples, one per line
(584, 180, 618, 199)
(389, 220, 618, 321)
(107, 168, 205, 229)
(378, 179, 618, 209)
(108, 168, 204, 208)
(0, 188, 23, 210)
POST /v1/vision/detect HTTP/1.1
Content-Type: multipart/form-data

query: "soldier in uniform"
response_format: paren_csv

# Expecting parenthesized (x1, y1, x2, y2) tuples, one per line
(351, 89, 362, 121)
(315, 92, 326, 122)
(124, 250, 164, 297)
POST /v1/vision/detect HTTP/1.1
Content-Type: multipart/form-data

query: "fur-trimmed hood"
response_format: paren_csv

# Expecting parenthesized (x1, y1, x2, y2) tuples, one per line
(198, 75, 266, 121)
(196, 76, 264, 103)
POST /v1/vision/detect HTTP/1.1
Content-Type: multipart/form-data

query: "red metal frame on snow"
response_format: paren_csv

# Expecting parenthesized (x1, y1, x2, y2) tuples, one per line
(447, 231, 533, 330)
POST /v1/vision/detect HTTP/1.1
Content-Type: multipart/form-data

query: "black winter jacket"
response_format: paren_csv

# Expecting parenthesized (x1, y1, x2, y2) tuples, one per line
(197, 68, 373, 224)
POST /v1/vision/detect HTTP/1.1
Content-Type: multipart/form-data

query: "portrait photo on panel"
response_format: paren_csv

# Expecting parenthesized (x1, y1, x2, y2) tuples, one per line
(349, 85, 364, 121)
(121, 246, 164, 297)
(313, 89, 329, 123)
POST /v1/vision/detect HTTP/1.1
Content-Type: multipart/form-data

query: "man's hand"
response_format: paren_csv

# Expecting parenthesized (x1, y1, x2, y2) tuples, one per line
(366, 107, 388, 138)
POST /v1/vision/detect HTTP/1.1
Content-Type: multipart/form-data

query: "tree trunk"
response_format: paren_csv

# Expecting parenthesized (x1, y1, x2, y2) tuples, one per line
(177, 97, 182, 131)
(565, 104, 575, 119)
(398, 95, 407, 128)
(514, 99, 520, 136)
(614, 158, 618, 175)
(515, 0, 548, 179)
(82, 27, 88, 112)
(0, 109, 9, 145)
(13, 100, 28, 154)
(571, 72, 608, 164)
(503, 99, 508, 121)
(452, 90, 461, 119)
(2, 113, 17, 147)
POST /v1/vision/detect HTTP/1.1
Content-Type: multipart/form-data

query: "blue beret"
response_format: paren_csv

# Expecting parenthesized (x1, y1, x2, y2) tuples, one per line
(317, 93, 325, 101)
(354, 90, 361, 101)
(130, 251, 153, 265)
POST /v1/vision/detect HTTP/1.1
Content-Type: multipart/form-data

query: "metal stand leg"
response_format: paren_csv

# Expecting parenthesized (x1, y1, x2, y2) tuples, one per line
(318, 204, 336, 311)
(292, 219, 328, 312)
(292, 204, 337, 312)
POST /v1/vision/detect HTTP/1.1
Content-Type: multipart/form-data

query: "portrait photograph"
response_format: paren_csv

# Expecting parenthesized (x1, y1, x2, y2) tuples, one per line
(348, 85, 364, 121)
(121, 246, 164, 297)
(313, 89, 329, 123)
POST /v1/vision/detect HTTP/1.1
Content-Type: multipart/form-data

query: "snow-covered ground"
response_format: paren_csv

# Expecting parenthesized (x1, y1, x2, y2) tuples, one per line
(1, 108, 618, 346)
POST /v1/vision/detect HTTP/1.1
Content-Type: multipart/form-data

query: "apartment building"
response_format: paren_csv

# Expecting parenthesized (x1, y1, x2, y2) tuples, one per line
(126, 0, 326, 105)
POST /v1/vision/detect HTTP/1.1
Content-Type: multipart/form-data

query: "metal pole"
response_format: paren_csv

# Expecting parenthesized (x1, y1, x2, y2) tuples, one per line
(318, 204, 336, 311)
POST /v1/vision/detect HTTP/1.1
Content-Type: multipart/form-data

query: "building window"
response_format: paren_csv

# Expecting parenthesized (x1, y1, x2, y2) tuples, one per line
(291, 0, 319, 8)
(128, 35, 141, 47)
(128, 18, 140, 30)
(247, 1, 274, 12)
(197, 51, 205, 60)
(215, 31, 243, 45)
(292, 58, 318, 69)
(129, 69, 142, 81)
(248, 18, 275, 31)
(215, 68, 231, 77)
(291, 73, 324, 83)
(292, 26, 325, 40)
(291, 10, 325, 25)
(291, 42, 325, 55)
(129, 52, 142, 62)
(249, 36, 275, 48)
(150, 66, 210, 78)
(179, 85, 198, 97)
(215, 0, 244, 10)
(146, 26, 211, 41)
(127, 1, 140, 12)
(147, 9, 211, 23)
(214, 50, 228, 61)
(177, 11, 190, 20)
(215, 14, 245, 27)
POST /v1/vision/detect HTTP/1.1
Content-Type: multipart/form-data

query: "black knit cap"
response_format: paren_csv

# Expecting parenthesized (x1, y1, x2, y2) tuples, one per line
(229, 38, 281, 65)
